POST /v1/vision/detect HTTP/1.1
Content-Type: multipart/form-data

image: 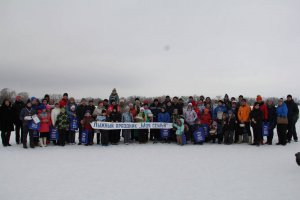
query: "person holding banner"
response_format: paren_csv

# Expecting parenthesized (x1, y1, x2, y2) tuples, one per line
(121, 106, 134, 145)
(150, 99, 162, 142)
(109, 106, 122, 145)
(19, 99, 36, 148)
(276, 98, 288, 146)
(93, 101, 105, 144)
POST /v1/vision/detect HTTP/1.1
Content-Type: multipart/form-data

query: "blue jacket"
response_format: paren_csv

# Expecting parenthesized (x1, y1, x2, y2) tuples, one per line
(213, 105, 227, 119)
(277, 103, 288, 117)
(158, 112, 171, 123)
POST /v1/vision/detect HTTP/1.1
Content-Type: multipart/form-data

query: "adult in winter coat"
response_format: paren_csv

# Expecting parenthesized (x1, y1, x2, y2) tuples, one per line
(213, 100, 227, 121)
(266, 100, 277, 145)
(66, 97, 77, 116)
(121, 106, 134, 144)
(51, 103, 61, 127)
(0, 99, 14, 146)
(256, 95, 268, 121)
(12, 96, 25, 144)
(250, 102, 264, 146)
(285, 94, 299, 142)
(172, 97, 183, 115)
(109, 106, 122, 144)
(76, 98, 88, 145)
(93, 101, 105, 144)
(276, 98, 288, 146)
(200, 108, 212, 126)
(237, 99, 251, 144)
(59, 93, 69, 108)
(184, 103, 198, 141)
(56, 107, 69, 146)
(109, 88, 119, 104)
(150, 99, 162, 141)
(19, 99, 36, 148)
(158, 106, 171, 142)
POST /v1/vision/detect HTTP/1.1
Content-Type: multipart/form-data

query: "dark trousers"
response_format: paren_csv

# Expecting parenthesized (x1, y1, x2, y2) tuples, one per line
(287, 121, 298, 141)
(88, 131, 94, 145)
(15, 121, 23, 144)
(78, 124, 83, 144)
(277, 124, 287, 145)
(23, 126, 34, 148)
(267, 126, 275, 144)
(138, 129, 148, 143)
(253, 126, 262, 145)
(1, 130, 11, 146)
(58, 129, 66, 146)
(224, 130, 234, 144)
(101, 130, 109, 145)
(69, 131, 76, 143)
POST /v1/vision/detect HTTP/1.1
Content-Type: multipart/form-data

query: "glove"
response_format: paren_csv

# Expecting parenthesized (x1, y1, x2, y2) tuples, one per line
(24, 116, 32, 121)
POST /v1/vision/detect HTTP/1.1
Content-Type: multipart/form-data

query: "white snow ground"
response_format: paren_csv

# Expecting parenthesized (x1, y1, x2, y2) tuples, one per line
(1, 125, 300, 200)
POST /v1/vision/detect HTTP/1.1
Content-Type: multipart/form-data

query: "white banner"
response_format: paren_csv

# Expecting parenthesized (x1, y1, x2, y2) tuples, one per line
(91, 122, 173, 130)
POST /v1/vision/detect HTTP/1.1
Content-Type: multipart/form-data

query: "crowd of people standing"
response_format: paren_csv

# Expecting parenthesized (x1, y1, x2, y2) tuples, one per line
(0, 88, 299, 148)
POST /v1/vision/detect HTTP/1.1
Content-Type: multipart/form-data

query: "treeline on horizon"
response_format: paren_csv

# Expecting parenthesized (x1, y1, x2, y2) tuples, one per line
(0, 88, 298, 106)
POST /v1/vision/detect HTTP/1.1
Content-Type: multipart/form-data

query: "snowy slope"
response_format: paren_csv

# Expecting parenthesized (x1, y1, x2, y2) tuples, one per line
(0, 125, 300, 200)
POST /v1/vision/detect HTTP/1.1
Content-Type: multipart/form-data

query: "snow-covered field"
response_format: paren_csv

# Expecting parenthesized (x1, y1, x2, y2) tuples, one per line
(1, 125, 300, 200)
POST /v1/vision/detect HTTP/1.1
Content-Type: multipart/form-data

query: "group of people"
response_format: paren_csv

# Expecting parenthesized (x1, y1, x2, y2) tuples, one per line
(0, 88, 299, 148)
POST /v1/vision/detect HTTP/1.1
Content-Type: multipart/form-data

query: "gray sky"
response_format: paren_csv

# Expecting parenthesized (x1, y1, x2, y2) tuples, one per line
(1, 0, 299, 99)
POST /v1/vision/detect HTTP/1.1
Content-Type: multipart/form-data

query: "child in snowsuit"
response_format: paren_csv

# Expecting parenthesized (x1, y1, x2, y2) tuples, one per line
(173, 118, 185, 145)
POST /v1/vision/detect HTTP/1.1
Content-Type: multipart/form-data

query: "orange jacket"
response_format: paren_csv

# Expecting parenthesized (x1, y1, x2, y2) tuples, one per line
(238, 104, 251, 122)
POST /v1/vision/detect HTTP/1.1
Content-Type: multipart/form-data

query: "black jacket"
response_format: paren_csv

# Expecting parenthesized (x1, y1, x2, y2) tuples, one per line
(250, 109, 263, 128)
(285, 100, 299, 123)
(0, 105, 15, 132)
(110, 111, 121, 122)
(267, 105, 277, 127)
(12, 100, 25, 123)
(76, 105, 88, 120)
(149, 103, 162, 122)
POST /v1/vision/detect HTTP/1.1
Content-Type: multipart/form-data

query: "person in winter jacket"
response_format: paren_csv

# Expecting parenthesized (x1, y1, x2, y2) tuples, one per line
(19, 99, 36, 148)
(223, 110, 236, 145)
(68, 105, 78, 144)
(250, 102, 264, 146)
(12, 96, 25, 144)
(150, 99, 162, 141)
(266, 100, 277, 145)
(184, 103, 198, 142)
(93, 101, 105, 144)
(158, 106, 171, 143)
(200, 108, 212, 126)
(59, 93, 68, 108)
(172, 96, 183, 115)
(121, 106, 134, 144)
(76, 98, 88, 145)
(109, 106, 122, 144)
(56, 107, 69, 146)
(109, 88, 119, 104)
(256, 95, 268, 121)
(99, 109, 110, 146)
(0, 99, 14, 147)
(213, 100, 227, 121)
(81, 110, 94, 146)
(66, 97, 77, 116)
(237, 99, 251, 144)
(38, 105, 51, 147)
(285, 94, 299, 142)
(276, 98, 288, 146)
(223, 94, 232, 111)
(51, 103, 61, 127)
(173, 118, 184, 145)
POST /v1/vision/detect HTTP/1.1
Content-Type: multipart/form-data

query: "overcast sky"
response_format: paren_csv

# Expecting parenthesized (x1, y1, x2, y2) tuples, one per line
(1, 0, 299, 99)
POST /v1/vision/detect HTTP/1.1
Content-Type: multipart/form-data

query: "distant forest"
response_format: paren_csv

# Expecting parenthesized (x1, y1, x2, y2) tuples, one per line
(0, 88, 298, 106)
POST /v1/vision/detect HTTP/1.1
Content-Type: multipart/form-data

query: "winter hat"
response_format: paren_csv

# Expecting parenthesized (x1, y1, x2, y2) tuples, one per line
(287, 94, 292, 98)
(46, 105, 51, 110)
(256, 95, 263, 102)
(70, 105, 76, 110)
(16, 96, 21, 101)
(26, 99, 31, 105)
(84, 110, 91, 116)
(63, 93, 68, 97)
(31, 97, 36, 102)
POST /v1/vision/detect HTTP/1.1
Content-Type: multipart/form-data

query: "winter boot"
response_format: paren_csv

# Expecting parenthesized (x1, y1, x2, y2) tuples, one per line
(238, 135, 243, 144)
(248, 136, 252, 145)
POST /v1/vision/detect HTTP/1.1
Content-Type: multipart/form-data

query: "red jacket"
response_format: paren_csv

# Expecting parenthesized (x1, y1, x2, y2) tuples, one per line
(259, 103, 268, 120)
(200, 113, 212, 126)
(39, 112, 51, 133)
(59, 99, 68, 108)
